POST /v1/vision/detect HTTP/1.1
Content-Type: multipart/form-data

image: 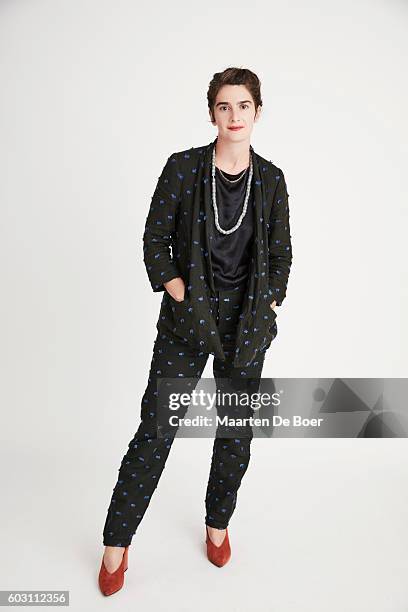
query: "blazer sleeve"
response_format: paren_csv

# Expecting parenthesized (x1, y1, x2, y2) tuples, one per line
(267, 168, 293, 306)
(143, 152, 182, 292)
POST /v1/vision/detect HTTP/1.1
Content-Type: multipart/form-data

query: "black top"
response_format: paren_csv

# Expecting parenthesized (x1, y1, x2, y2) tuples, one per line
(209, 166, 255, 290)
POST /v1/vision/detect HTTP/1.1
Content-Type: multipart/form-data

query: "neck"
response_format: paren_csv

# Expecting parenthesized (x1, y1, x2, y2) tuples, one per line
(214, 135, 251, 172)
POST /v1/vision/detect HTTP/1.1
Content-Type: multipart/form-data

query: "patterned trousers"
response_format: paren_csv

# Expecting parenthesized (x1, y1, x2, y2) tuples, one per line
(102, 283, 267, 547)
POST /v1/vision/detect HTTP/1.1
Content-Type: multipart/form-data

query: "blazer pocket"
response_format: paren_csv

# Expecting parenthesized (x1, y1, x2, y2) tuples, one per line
(265, 306, 277, 337)
(168, 292, 196, 341)
(268, 306, 277, 324)
(258, 299, 278, 352)
(168, 292, 187, 305)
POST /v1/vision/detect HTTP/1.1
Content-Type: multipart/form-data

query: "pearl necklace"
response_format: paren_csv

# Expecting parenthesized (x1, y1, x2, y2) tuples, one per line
(211, 146, 253, 235)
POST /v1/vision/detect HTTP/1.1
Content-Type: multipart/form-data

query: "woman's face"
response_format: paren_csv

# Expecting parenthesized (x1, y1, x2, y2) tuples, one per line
(210, 84, 261, 142)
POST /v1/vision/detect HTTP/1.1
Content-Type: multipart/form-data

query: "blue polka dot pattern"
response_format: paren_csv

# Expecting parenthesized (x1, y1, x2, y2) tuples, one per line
(142, 137, 292, 367)
(102, 284, 267, 547)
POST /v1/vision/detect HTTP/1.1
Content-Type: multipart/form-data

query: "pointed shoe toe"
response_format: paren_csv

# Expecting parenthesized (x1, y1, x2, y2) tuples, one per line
(98, 546, 129, 596)
(205, 526, 231, 567)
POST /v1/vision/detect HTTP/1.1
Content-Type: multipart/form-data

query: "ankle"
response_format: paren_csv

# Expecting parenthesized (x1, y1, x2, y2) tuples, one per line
(206, 526, 227, 545)
(103, 546, 127, 572)
(104, 546, 126, 560)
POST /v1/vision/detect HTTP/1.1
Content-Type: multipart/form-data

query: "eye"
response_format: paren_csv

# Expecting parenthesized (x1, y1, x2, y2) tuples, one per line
(241, 103, 249, 109)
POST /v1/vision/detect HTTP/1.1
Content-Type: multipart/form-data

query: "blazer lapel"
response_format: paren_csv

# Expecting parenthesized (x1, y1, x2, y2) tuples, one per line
(187, 140, 226, 362)
(202, 140, 217, 296)
(231, 141, 270, 366)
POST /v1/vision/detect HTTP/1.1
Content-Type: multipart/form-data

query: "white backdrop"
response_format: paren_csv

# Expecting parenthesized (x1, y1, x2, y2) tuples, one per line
(1, 1, 407, 610)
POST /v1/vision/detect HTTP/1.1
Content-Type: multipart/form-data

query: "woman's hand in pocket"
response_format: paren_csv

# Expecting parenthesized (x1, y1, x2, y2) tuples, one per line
(164, 277, 185, 302)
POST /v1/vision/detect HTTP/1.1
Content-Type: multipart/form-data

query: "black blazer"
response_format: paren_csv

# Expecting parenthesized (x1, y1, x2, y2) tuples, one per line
(143, 136, 292, 368)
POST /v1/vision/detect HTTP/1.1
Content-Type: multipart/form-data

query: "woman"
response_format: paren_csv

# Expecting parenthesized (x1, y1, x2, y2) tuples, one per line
(98, 66, 292, 595)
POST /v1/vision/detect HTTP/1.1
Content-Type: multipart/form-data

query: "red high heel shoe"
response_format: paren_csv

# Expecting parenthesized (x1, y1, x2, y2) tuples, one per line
(98, 546, 129, 596)
(205, 526, 231, 567)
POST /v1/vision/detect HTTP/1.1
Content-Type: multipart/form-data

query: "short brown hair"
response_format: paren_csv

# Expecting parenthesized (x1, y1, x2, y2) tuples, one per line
(207, 67, 263, 122)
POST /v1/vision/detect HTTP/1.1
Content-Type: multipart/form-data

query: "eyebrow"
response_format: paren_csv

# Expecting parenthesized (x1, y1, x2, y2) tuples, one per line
(215, 100, 253, 107)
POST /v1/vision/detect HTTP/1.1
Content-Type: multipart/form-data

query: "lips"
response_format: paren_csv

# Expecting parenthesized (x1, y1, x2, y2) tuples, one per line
(228, 126, 243, 130)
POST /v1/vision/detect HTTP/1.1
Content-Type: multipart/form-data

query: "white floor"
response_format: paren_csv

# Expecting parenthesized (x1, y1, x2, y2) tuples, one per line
(1, 438, 408, 611)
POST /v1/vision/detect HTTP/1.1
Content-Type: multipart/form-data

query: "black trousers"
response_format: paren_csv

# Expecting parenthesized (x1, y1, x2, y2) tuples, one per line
(102, 284, 267, 547)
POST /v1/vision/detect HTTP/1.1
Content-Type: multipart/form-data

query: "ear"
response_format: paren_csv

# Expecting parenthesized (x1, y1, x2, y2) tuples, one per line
(208, 107, 216, 125)
(254, 105, 262, 122)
